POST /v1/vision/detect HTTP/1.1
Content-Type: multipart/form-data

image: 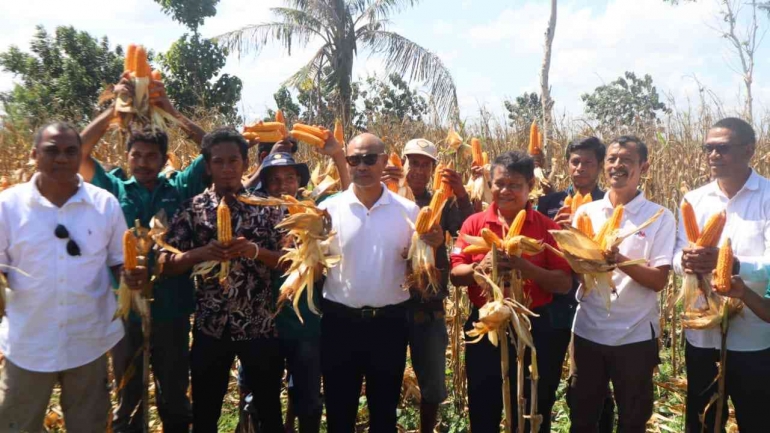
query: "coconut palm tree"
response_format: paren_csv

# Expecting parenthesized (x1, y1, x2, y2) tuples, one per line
(213, 0, 458, 127)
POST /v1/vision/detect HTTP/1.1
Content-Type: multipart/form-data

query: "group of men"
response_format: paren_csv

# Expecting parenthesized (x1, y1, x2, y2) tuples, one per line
(0, 72, 768, 433)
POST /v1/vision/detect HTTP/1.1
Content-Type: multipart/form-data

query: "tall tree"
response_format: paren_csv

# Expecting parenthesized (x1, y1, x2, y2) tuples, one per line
(582, 71, 670, 133)
(213, 0, 458, 128)
(504, 92, 543, 131)
(0, 25, 124, 126)
(540, 0, 557, 171)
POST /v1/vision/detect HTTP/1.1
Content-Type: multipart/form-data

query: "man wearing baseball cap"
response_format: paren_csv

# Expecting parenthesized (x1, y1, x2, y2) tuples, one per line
(385, 138, 474, 432)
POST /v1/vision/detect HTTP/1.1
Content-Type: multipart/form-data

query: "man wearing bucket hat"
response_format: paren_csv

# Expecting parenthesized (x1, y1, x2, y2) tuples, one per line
(239, 135, 348, 433)
(388, 138, 474, 432)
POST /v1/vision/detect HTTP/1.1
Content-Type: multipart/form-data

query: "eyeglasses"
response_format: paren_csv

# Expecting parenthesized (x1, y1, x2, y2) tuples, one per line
(346, 153, 384, 167)
(54, 224, 81, 256)
(701, 143, 747, 155)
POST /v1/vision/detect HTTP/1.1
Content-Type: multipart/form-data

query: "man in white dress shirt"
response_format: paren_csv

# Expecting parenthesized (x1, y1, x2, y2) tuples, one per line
(0, 123, 143, 431)
(674, 117, 770, 433)
(319, 133, 420, 432)
(568, 136, 676, 433)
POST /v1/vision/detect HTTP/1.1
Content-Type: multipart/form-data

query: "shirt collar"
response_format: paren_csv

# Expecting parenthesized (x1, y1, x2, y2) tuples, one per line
(598, 189, 646, 215)
(705, 169, 760, 198)
(27, 173, 93, 207)
(343, 183, 392, 209)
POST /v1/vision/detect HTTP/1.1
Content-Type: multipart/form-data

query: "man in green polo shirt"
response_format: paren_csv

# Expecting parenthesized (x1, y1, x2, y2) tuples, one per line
(78, 78, 206, 433)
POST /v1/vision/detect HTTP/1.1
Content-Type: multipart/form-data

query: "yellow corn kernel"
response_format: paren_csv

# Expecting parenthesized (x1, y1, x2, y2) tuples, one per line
(415, 208, 433, 234)
(681, 199, 700, 244)
(386, 152, 402, 193)
(713, 238, 733, 294)
(292, 123, 330, 140)
(571, 192, 584, 214)
(432, 162, 445, 192)
(291, 130, 325, 148)
(446, 128, 462, 149)
(123, 230, 138, 270)
(506, 209, 527, 238)
(124, 44, 137, 73)
(275, 109, 285, 124)
(463, 245, 491, 256)
(577, 213, 595, 238)
(563, 195, 573, 213)
(596, 205, 624, 249)
(334, 119, 344, 144)
(217, 199, 232, 245)
(482, 151, 490, 166)
(696, 211, 726, 247)
(480, 228, 503, 249)
(134, 47, 150, 78)
(581, 193, 593, 207)
(528, 120, 541, 155)
(471, 138, 483, 167)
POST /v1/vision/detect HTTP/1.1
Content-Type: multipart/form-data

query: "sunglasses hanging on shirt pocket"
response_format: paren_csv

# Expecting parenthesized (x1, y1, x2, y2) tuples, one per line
(54, 224, 81, 256)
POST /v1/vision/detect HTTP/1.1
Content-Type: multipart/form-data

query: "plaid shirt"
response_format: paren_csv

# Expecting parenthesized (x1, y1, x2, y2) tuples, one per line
(163, 189, 284, 340)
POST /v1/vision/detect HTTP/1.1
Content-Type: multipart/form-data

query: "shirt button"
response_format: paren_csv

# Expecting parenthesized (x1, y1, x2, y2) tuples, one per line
(59, 255, 64, 260)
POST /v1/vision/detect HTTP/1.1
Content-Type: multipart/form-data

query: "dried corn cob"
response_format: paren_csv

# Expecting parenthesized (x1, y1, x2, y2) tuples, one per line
(293, 123, 330, 140)
(528, 121, 542, 155)
(596, 205, 624, 250)
(334, 119, 344, 144)
(134, 47, 150, 78)
(427, 188, 449, 228)
(217, 198, 232, 286)
(124, 44, 138, 73)
(386, 153, 402, 193)
(432, 162, 445, 191)
(482, 152, 490, 165)
(291, 130, 325, 147)
(712, 238, 733, 294)
(696, 211, 726, 247)
(507, 209, 527, 238)
(446, 128, 463, 150)
(275, 110, 285, 124)
(415, 208, 433, 234)
(471, 138, 484, 166)
(481, 228, 503, 249)
(571, 192, 584, 213)
(463, 244, 492, 255)
(563, 195, 573, 212)
(249, 121, 288, 132)
(116, 230, 138, 319)
(681, 199, 700, 243)
(577, 213, 595, 238)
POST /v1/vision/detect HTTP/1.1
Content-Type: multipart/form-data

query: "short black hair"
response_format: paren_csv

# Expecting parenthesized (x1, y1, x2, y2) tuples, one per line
(713, 117, 756, 146)
(610, 135, 648, 163)
(33, 122, 82, 148)
(565, 136, 606, 162)
(127, 126, 169, 155)
(201, 127, 249, 162)
(490, 150, 534, 182)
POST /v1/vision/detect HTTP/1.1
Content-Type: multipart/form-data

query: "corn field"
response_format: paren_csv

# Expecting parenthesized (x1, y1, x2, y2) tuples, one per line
(2, 98, 769, 432)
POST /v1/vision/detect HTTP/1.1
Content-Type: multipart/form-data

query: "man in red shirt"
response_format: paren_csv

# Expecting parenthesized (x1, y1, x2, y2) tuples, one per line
(450, 150, 572, 433)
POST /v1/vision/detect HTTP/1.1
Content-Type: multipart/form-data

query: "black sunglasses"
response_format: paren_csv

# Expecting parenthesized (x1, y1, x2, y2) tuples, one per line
(346, 153, 384, 167)
(54, 224, 81, 257)
(701, 143, 747, 155)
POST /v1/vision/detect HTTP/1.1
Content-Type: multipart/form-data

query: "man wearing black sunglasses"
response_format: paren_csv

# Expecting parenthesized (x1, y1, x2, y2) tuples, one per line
(318, 133, 420, 432)
(0, 122, 143, 432)
(77, 76, 207, 432)
(675, 117, 770, 432)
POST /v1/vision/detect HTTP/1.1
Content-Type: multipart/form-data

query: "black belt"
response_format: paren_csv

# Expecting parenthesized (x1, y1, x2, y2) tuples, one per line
(322, 299, 408, 321)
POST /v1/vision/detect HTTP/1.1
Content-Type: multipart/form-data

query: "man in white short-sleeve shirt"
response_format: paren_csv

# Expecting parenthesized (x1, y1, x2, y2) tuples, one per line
(0, 123, 143, 432)
(319, 133, 420, 432)
(673, 117, 770, 433)
(568, 136, 676, 433)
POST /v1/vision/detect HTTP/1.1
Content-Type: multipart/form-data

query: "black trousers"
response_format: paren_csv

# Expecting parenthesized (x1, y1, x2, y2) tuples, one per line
(190, 330, 283, 433)
(685, 342, 770, 433)
(282, 337, 323, 433)
(464, 306, 562, 433)
(321, 300, 409, 433)
(567, 334, 659, 433)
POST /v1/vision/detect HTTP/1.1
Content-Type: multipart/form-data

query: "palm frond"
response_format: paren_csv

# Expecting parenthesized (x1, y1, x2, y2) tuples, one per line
(352, 0, 417, 26)
(283, 44, 331, 88)
(212, 22, 323, 57)
(361, 30, 459, 121)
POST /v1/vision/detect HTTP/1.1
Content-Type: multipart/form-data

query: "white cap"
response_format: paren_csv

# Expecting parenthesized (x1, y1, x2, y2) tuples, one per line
(402, 138, 438, 161)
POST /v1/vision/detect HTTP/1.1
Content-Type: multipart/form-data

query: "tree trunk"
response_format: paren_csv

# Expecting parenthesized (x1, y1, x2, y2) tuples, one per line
(540, 0, 557, 174)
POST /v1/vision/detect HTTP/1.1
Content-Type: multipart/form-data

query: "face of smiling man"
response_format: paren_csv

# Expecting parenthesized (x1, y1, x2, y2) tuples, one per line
(604, 140, 649, 193)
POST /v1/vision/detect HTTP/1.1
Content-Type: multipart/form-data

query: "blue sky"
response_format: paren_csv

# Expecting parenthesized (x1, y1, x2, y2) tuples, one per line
(1, 0, 767, 124)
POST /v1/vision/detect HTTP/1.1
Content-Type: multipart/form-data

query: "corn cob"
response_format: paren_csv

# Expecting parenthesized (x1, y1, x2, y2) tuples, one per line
(563, 195, 573, 213)
(481, 228, 503, 249)
(387, 153, 402, 193)
(471, 138, 484, 166)
(334, 119, 344, 144)
(432, 162, 445, 191)
(249, 121, 288, 132)
(427, 188, 449, 228)
(134, 47, 150, 78)
(282, 195, 305, 215)
(571, 192, 584, 213)
(577, 213, 595, 238)
(124, 44, 137, 73)
(528, 120, 542, 155)
(482, 152, 490, 165)
(291, 130, 325, 147)
(507, 209, 527, 238)
(275, 109, 285, 124)
(712, 238, 733, 294)
(596, 205, 624, 249)
(464, 244, 491, 255)
(681, 199, 700, 243)
(581, 193, 593, 207)
(292, 123, 330, 140)
(415, 208, 433, 234)
(123, 230, 138, 270)
(255, 130, 285, 143)
(242, 132, 259, 142)
(696, 211, 726, 247)
(217, 198, 232, 286)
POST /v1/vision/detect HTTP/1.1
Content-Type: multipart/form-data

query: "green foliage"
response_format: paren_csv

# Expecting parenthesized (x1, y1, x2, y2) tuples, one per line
(153, 0, 219, 31)
(357, 73, 428, 125)
(581, 71, 670, 132)
(158, 33, 242, 124)
(0, 25, 124, 127)
(504, 92, 543, 131)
